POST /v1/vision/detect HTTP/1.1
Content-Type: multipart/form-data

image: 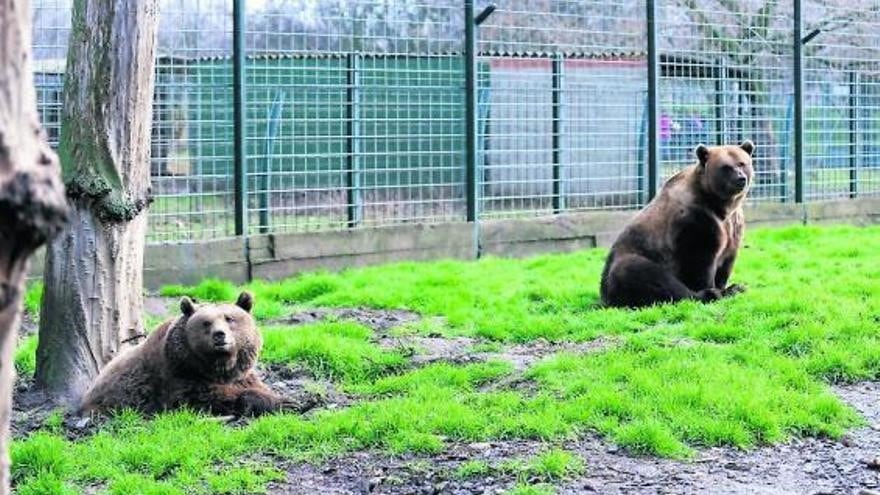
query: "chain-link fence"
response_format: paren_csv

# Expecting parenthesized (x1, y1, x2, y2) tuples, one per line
(803, 0, 880, 201)
(30, 0, 880, 244)
(150, 1, 236, 242)
(659, 0, 794, 202)
(245, 2, 466, 235)
(477, 1, 647, 218)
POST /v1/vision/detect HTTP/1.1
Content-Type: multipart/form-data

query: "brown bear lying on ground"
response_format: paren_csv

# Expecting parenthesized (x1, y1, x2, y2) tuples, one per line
(600, 140, 755, 308)
(79, 291, 281, 416)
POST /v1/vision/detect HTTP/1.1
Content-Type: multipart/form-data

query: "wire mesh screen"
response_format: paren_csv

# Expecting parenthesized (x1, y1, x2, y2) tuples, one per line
(803, 1, 880, 201)
(28, 0, 880, 247)
(244, 1, 465, 235)
(149, 0, 235, 242)
(658, 0, 794, 202)
(31, 0, 70, 149)
(477, 1, 648, 218)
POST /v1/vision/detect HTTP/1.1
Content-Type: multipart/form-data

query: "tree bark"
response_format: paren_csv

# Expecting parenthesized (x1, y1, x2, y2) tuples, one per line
(35, 0, 159, 402)
(0, 0, 69, 490)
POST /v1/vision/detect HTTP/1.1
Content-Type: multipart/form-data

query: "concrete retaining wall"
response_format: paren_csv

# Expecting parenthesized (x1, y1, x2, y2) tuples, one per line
(26, 197, 880, 289)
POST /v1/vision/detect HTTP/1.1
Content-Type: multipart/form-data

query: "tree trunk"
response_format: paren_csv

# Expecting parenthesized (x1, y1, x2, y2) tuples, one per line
(0, 0, 69, 490)
(35, 0, 159, 402)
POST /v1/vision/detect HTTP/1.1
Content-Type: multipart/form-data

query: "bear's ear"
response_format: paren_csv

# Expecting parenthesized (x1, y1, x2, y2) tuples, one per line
(740, 139, 755, 156)
(180, 297, 196, 317)
(235, 291, 254, 313)
(694, 144, 710, 166)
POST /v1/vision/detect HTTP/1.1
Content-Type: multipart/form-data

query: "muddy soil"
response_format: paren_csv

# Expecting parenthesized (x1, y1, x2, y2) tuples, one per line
(11, 377, 109, 441)
(276, 307, 423, 334)
(19, 312, 37, 337)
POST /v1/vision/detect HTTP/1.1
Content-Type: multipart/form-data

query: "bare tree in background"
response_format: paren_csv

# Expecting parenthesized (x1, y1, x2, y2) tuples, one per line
(672, 0, 880, 192)
(36, 0, 159, 403)
(0, 0, 69, 489)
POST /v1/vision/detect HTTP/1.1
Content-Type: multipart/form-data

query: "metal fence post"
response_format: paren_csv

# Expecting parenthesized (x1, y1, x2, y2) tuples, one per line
(849, 70, 860, 199)
(233, 0, 247, 235)
(646, 0, 659, 201)
(793, 0, 805, 204)
(465, 2, 495, 258)
(551, 53, 565, 213)
(465, 0, 478, 225)
(347, 53, 363, 227)
(464, 0, 481, 262)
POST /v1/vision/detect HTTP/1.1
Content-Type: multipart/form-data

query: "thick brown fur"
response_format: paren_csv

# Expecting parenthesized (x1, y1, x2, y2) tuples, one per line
(600, 140, 755, 308)
(79, 292, 281, 416)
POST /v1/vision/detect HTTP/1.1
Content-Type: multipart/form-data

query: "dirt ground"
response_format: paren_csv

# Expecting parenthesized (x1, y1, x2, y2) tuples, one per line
(12, 303, 880, 495)
(266, 381, 880, 495)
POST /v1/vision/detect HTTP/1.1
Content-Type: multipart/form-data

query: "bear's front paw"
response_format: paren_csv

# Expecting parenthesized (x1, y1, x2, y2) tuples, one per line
(235, 390, 281, 417)
(696, 288, 723, 302)
(722, 284, 746, 297)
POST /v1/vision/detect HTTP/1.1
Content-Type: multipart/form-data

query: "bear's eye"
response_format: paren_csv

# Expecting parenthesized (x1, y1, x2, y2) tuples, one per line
(722, 164, 734, 171)
(225, 315, 235, 324)
(738, 162, 746, 168)
(202, 321, 210, 328)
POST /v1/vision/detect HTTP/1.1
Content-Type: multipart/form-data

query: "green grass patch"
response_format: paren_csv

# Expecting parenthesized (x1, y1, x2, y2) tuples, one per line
(454, 460, 491, 479)
(12, 410, 280, 495)
(160, 279, 288, 321)
(243, 389, 574, 459)
(499, 448, 585, 482)
(506, 483, 555, 495)
(528, 343, 859, 457)
(349, 361, 513, 396)
(470, 341, 505, 353)
(251, 298, 286, 321)
(15, 225, 880, 492)
(523, 448, 585, 481)
(261, 322, 406, 383)
(165, 253, 612, 342)
(164, 225, 880, 345)
(160, 278, 238, 303)
(15, 335, 38, 378)
(144, 313, 168, 332)
(24, 282, 43, 318)
(455, 448, 583, 484)
(204, 465, 284, 494)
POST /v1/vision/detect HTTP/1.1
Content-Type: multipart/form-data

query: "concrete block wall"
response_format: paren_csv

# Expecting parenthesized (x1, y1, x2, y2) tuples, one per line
(26, 197, 880, 290)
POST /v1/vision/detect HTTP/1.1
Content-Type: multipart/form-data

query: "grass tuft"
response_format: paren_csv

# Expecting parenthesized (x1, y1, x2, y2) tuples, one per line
(454, 460, 491, 479)
(506, 483, 555, 495)
(15, 335, 38, 378)
(261, 322, 405, 383)
(160, 278, 238, 302)
(525, 448, 584, 481)
(24, 282, 43, 317)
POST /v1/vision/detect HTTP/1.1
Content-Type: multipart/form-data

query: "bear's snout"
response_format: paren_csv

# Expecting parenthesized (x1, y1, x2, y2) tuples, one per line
(212, 330, 228, 346)
(208, 322, 235, 352)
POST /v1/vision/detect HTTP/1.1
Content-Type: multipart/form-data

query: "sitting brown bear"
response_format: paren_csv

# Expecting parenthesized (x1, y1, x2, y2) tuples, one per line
(79, 291, 281, 416)
(600, 140, 755, 308)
